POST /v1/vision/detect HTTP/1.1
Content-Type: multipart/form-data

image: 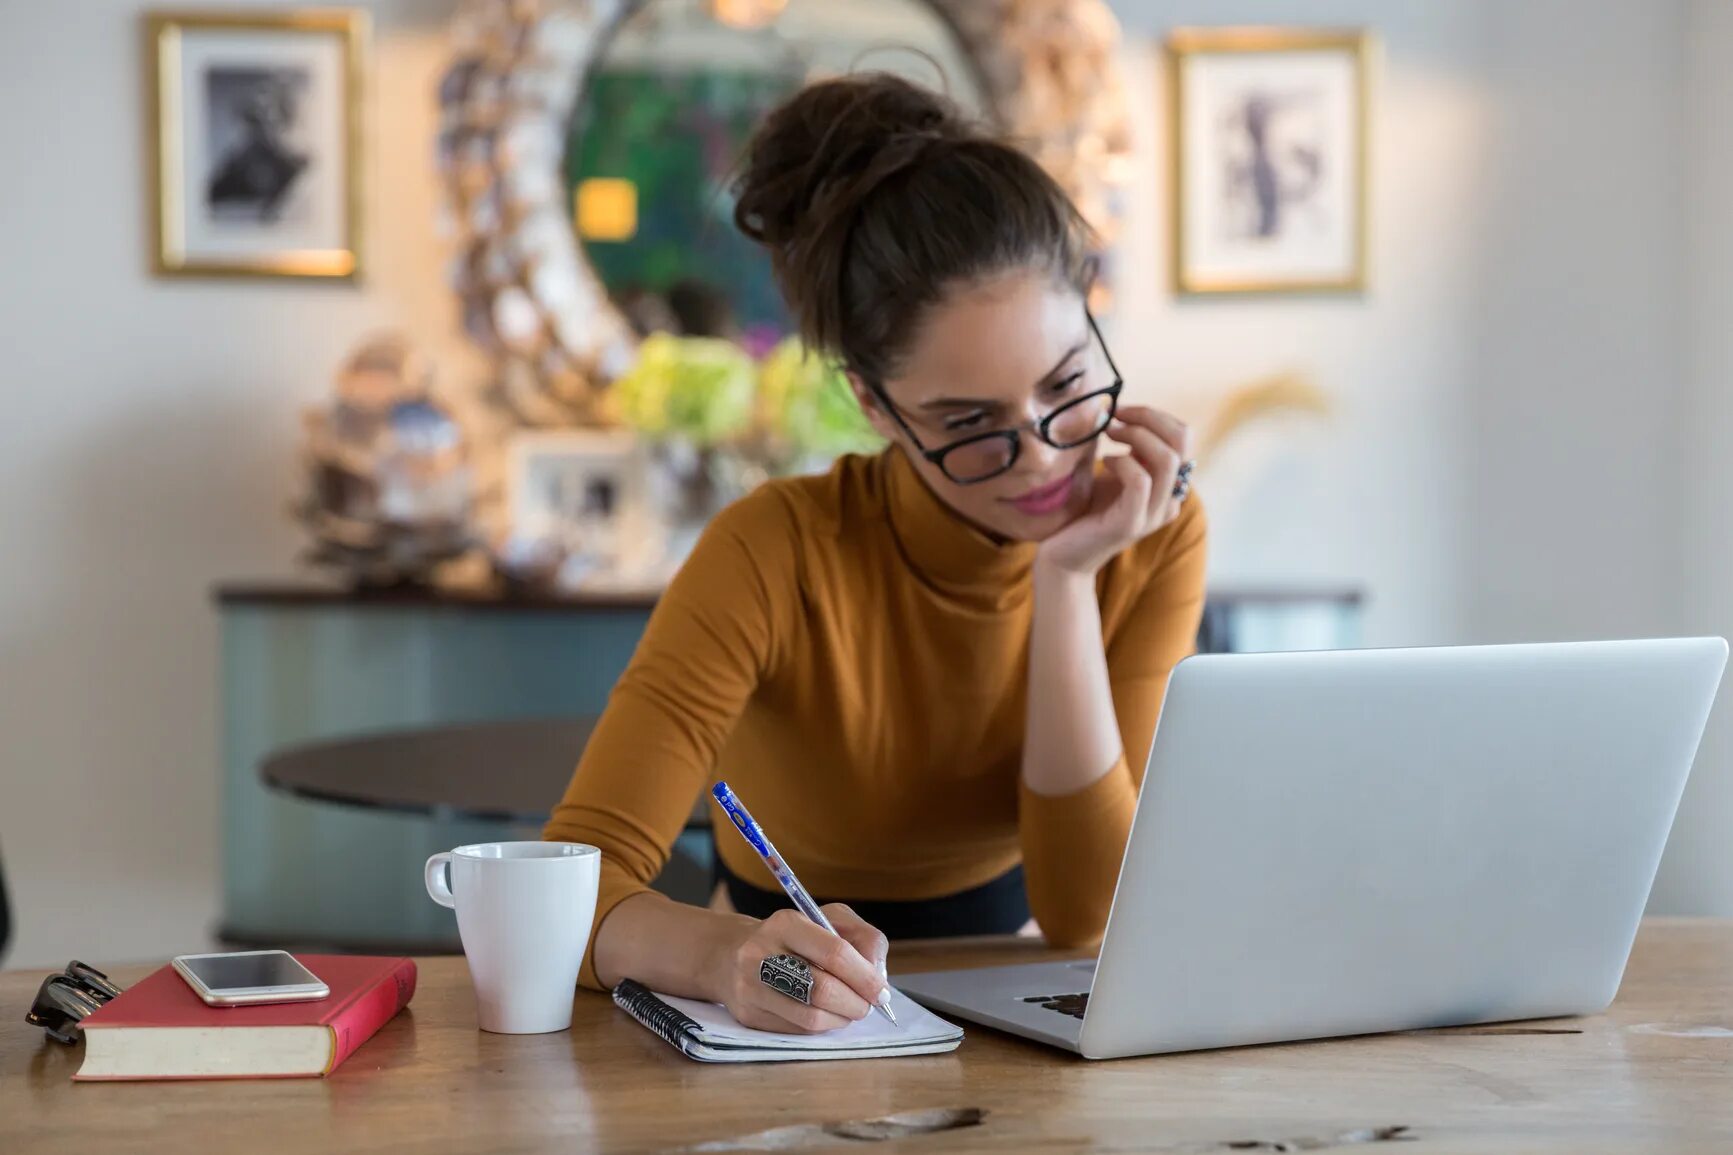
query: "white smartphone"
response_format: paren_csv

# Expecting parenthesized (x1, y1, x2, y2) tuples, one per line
(171, 950, 330, 1006)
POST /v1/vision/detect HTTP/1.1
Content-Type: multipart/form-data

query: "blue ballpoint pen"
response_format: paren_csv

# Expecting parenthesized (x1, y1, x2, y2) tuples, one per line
(712, 780, 898, 1026)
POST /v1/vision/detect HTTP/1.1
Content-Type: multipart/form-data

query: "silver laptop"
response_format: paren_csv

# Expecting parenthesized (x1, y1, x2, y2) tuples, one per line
(896, 638, 1727, 1059)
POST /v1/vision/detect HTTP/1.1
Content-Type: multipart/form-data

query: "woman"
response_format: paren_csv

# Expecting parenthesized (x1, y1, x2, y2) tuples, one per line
(546, 74, 1207, 1034)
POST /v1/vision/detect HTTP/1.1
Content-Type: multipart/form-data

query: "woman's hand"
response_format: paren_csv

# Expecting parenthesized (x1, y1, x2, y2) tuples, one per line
(1037, 406, 1194, 578)
(705, 905, 890, 1033)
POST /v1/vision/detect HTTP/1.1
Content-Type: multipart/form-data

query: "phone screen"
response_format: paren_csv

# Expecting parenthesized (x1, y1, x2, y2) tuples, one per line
(181, 952, 321, 992)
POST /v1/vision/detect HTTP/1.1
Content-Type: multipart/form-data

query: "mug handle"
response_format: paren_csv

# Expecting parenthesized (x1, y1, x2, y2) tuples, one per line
(425, 852, 456, 908)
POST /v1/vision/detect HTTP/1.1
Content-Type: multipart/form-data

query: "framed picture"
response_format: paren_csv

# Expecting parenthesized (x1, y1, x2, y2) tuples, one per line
(506, 430, 661, 583)
(147, 10, 367, 279)
(1168, 28, 1371, 295)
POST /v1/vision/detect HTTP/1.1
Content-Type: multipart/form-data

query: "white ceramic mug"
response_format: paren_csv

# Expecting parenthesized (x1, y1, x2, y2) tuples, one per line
(425, 841, 600, 1034)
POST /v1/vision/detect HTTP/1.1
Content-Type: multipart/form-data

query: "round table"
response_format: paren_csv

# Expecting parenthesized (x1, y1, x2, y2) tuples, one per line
(261, 717, 602, 825)
(251, 718, 715, 951)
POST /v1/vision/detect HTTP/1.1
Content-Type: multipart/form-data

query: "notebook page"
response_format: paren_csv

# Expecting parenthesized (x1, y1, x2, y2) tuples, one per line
(655, 987, 960, 1050)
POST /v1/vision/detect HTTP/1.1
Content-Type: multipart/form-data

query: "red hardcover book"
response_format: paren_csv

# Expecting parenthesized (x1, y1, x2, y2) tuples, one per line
(72, 955, 416, 1081)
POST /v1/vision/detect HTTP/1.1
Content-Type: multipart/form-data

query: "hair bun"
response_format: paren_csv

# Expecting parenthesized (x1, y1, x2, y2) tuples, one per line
(732, 71, 1092, 381)
(733, 73, 970, 256)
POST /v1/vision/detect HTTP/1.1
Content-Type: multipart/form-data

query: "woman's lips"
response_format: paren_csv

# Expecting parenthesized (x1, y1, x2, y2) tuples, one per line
(1006, 470, 1076, 516)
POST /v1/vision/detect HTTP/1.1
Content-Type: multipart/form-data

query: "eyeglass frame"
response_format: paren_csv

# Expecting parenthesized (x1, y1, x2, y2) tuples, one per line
(858, 308, 1125, 486)
(26, 960, 123, 1044)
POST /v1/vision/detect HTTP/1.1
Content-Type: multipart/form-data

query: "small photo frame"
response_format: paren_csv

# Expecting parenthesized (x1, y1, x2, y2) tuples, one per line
(148, 10, 367, 279)
(1169, 28, 1371, 295)
(506, 430, 660, 582)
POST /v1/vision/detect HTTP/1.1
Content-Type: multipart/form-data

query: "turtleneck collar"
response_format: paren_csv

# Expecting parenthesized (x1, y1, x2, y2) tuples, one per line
(881, 447, 1037, 608)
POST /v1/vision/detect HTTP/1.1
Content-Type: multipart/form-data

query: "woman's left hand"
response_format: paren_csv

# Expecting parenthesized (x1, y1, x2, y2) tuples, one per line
(1036, 406, 1193, 577)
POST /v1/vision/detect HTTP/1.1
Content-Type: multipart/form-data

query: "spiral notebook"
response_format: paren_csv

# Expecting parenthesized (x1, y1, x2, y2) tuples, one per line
(612, 979, 963, 1062)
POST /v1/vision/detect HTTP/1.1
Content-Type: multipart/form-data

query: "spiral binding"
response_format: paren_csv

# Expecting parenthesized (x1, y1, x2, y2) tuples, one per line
(613, 979, 704, 1056)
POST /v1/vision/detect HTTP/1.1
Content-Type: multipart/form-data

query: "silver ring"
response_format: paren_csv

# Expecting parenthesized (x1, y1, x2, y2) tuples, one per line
(1172, 459, 1196, 501)
(759, 953, 815, 1005)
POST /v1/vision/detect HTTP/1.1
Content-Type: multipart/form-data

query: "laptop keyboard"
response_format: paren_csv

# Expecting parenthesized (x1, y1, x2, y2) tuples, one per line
(1021, 992, 1089, 1019)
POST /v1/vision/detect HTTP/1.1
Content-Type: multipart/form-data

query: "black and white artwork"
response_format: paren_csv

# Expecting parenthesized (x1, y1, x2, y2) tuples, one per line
(204, 66, 313, 223)
(1216, 90, 1330, 244)
(152, 14, 361, 277)
(535, 470, 619, 528)
(1173, 34, 1367, 293)
(507, 431, 661, 584)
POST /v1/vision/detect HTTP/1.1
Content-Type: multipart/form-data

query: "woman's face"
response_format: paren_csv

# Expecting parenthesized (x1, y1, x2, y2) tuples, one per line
(852, 270, 1109, 543)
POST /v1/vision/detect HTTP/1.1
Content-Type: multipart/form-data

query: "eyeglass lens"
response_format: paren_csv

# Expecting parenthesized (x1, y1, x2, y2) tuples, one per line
(940, 389, 1118, 483)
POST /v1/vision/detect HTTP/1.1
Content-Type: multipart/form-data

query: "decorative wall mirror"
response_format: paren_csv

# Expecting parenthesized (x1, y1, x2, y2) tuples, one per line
(568, 0, 990, 352)
(439, 0, 1131, 429)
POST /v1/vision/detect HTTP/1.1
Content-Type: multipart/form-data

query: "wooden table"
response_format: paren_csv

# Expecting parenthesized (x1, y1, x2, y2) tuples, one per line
(4, 921, 1730, 1154)
(260, 717, 603, 825)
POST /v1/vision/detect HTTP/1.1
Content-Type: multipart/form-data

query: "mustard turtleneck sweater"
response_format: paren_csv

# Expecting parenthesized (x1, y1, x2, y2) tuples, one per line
(546, 448, 1209, 990)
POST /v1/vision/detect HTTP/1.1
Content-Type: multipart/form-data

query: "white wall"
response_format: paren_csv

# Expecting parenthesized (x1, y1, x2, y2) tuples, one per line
(0, 0, 1722, 967)
(1464, 0, 1686, 646)
(0, 0, 488, 967)
(1656, 0, 1733, 915)
(1106, 0, 1493, 650)
(1108, 0, 1690, 652)
(1112, 0, 1721, 911)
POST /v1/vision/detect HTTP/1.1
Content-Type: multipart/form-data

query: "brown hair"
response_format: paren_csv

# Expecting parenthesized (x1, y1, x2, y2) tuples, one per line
(733, 73, 1096, 384)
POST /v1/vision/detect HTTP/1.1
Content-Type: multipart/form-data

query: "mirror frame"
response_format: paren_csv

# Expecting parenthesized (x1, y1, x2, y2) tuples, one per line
(438, 0, 1131, 428)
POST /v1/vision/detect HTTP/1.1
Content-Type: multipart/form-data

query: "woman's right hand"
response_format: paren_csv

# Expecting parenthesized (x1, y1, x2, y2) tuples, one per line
(707, 905, 890, 1033)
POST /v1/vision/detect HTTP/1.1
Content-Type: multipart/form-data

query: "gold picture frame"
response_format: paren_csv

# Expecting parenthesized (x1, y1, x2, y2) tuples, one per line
(148, 9, 367, 280)
(1168, 27, 1371, 296)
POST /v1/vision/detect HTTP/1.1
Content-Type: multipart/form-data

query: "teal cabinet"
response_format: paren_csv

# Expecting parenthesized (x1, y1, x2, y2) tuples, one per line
(218, 587, 652, 950)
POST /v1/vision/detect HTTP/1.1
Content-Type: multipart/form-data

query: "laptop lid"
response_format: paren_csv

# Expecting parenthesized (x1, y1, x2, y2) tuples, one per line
(1079, 638, 1726, 1060)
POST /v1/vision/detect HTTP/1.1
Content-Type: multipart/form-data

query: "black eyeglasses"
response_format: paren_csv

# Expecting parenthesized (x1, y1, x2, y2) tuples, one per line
(865, 309, 1124, 486)
(26, 961, 123, 1044)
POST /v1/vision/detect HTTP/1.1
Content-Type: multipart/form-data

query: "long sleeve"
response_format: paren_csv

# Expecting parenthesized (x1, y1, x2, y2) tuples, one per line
(1018, 494, 1210, 946)
(544, 490, 797, 990)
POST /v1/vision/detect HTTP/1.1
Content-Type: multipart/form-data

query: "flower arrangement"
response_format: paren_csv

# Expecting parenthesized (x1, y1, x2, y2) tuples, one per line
(756, 336, 884, 461)
(607, 332, 881, 465)
(599, 332, 882, 559)
(607, 333, 758, 445)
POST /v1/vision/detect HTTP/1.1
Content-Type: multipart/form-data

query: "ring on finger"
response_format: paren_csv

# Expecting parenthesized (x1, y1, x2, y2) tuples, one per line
(759, 953, 815, 1005)
(1171, 459, 1196, 501)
